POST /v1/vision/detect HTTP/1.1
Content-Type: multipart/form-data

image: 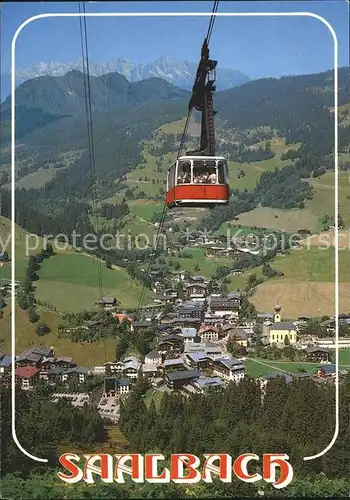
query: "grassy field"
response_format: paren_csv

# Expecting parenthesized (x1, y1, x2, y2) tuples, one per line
(7, 150, 83, 191)
(15, 168, 58, 189)
(251, 281, 350, 318)
(128, 200, 164, 222)
(222, 169, 350, 234)
(338, 348, 350, 366)
(170, 246, 233, 278)
(0, 305, 116, 367)
(214, 223, 262, 237)
(245, 358, 320, 377)
(249, 246, 350, 317)
(234, 207, 318, 233)
(0, 216, 69, 281)
(271, 246, 349, 282)
(228, 138, 301, 191)
(228, 267, 263, 292)
(306, 170, 350, 228)
(246, 352, 350, 377)
(305, 230, 350, 249)
(36, 252, 149, 312)
(125, 150, 169, 199)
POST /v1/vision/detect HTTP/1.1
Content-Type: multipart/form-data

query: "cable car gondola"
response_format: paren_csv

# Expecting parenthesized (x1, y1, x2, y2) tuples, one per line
(166, 8, 229, 209)
(166, 155, 229, 208)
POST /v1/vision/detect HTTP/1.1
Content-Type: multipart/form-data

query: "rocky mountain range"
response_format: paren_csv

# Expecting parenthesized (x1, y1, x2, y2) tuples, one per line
(1, 55, 250, 100)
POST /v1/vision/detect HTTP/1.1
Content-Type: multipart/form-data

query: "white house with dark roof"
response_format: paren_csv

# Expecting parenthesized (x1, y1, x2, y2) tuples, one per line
(185, 283, 208, 300)
(199, 325, 219, 342)
(142, 364, 159, 378)
(163, 358, 186, 371)
(191, 376, 223, 393)
(179, 328, 197, 343)
(123, 357, 142, 379)
(165, 369, 201, 390)
(209, 296, 241, 317)
(96, 297, 118, 309)
(144, 350, 162, 365)
(211, 356, 245, 382)
(61, 366, 89, 384)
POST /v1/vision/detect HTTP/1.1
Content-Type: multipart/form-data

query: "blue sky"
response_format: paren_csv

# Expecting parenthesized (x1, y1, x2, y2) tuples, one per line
(1, 1, 349, 80)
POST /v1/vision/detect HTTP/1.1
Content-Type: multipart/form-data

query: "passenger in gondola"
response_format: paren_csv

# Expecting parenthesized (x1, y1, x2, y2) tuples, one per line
(208, 169, 217, 183)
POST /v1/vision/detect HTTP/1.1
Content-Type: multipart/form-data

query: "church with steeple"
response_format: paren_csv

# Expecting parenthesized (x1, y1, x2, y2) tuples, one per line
(269, 301, 297, 346)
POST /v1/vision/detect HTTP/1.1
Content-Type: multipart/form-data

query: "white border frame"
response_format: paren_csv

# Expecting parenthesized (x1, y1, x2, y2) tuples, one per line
(11, 11, 338, 464)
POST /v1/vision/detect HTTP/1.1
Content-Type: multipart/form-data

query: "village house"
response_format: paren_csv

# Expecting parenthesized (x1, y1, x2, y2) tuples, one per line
(61, 366, 89, 384)
(39, 357, 57, 379)
(158, 334, 184, 355)
(165, 369, 201, 391)
(178, 328, 198, 343)
(142, 364, 159, 378)
(204, 341, 225, 358)
(177, 300, 205, 319)
(316, 364, 337, 379)
(153, 288, 179, 304)
(184, 351, 208, 369)
(304, 347, 331, 363)
(205, 246, 241, 259)
(163, 358, 186, 372)
(103, 361, 124, 375)
(229, 328, 251, 348)
(153, 294, 175, 305)
(15, 346, 53, 368)
(95, 297, 118, 310)
(113, 313, 133, 325)
(314, 337, 350, 349)
(199, 325, 219, 342)
(123, 357, 142, 379)
(94, 366, 106, 375)
(185, 283, 208, 300)
(153, 281, 165, 294)
(188, 275, 207, 284)
(144, 350, 163, 365)
(257, 313, 274, 321)
(184, 342, 207, 354)
(15, 365, 40, 390)
(55, 356, 76, 369)
(0, 355, 12, 376)
(262, 320, 274, 337)
(203, 315, 223, 327)
(191, 376, 224, 393)
(171, 270, 188, 282)
(103, 377, 130, 396)
(47, 367, 66, 384)
(209, 296, 241, 317)
(132, 320, 153, 333)
(211, 356, 245, 383)
(219, 323, 236, 339)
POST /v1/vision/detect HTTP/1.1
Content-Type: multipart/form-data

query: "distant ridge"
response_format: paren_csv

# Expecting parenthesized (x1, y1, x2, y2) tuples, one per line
(1, 55, 251, 100)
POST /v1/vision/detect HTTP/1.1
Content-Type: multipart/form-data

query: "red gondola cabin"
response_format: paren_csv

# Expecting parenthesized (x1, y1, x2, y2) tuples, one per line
(166, 155, 229, 208)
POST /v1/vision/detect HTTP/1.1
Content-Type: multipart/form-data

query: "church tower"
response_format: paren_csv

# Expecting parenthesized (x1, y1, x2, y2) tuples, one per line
(274, 301, 281, 323)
